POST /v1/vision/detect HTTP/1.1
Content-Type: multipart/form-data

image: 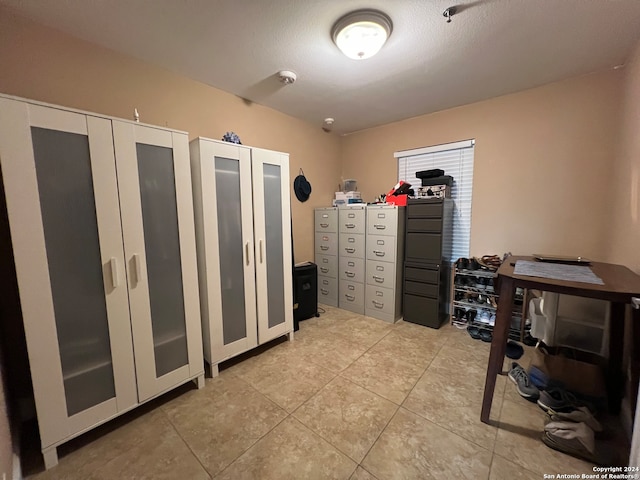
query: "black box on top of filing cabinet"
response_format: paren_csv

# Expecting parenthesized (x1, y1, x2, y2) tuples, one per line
(293, 262, 318, 330)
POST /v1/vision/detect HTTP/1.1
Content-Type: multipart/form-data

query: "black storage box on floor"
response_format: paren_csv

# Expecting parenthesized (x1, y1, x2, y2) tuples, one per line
(293, 262, 318, 330)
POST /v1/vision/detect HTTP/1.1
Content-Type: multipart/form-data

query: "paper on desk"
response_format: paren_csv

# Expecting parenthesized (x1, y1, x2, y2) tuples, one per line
(513, 260, 604, 285)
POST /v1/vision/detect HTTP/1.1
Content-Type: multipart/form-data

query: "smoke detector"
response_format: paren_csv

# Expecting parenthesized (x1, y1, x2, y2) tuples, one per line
(278, 70, 297, 85)
(322, 117, 335, 133)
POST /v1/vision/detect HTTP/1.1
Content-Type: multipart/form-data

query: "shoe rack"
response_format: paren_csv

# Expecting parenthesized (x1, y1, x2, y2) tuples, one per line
(449, 260, 529, 342)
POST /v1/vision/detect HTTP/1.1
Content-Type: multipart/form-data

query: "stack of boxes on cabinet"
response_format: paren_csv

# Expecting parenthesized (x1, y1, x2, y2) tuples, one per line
(314, 205, 404, 322)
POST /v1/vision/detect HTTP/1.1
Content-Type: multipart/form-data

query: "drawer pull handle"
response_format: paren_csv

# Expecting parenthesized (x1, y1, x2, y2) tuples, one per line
(320, 223, 329, 228)
(321, 246, 329, 251)
(323, 236, 329, 241)
(377, 213, 386, 218)
(374, 224, 386, 229)
(373, 275, 384, 283)
(323, 280, 329, 285)
(348, 261, 355, 266)
(373, 250, 385, 257)
(322, 214, 329, 218)
(348, 285, 355, 290)
(321, 288, 329, 294)
(372, 300, 384, 308)
(345, 223, 356, 228)
(320, 267, 329, 273)
(346, 271, 355, 278)
(348, 213, 355, 218)
(345, 294, 355, 301)
(345, 247, 355, 253)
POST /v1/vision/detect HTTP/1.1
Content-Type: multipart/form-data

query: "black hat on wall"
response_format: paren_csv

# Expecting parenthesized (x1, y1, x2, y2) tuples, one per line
(294, 169, 312, 202)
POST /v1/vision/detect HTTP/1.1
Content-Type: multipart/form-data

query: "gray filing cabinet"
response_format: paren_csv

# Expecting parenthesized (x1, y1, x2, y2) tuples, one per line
(365, 205, 405, 323)
(403, 198, 453, 328)
(338, 205, 367, 314)
(315, 208, 338, 306)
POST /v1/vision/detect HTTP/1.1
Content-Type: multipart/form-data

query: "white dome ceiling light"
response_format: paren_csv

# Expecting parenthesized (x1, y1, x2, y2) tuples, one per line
(331, 9, 393, 60)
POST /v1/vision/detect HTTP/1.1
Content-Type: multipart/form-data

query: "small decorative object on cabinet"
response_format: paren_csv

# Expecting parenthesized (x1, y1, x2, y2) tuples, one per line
(0, 94, 204, 469)
(315, 207, 339, 306)
(338, 205, 367, 314)
(364, 204, 405, 323)
(450, 258, 527, 342)
(190, 137, 294, 376)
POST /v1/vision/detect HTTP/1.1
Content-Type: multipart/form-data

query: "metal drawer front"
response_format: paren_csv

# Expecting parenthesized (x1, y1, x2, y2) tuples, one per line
(366, 207, 397, 236)
(339, 233, 365, 258)
(339, 280, 365, 306)
(366, 259, 396, 287)
(365, 284, 394, 315)
(315, 208, 337, 233)
(315, 253, 338, 278)
(404, 280, 439, 298)
(339, 256, 365, 283)
(315, 232, 338, 256)
(318, 276, 338, 305)
(366, 235, 395, 262)
(407, 218, 441, 233)
(405, 233, 441, 262)
(407, 201, 443, 218)
(403, 294, 439, 327)
(339, 208, 366, 234)
(404, 266, 439, 284)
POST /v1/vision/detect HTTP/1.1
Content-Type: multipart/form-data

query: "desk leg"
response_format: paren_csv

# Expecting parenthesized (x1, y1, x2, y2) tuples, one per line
(607, 302, 625, 414)
(481, 277, 514, 424)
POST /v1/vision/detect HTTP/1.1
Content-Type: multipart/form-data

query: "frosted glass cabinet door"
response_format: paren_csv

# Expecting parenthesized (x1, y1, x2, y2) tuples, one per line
(0, 99, 137, 449)
(251, 148, 294, 344)
(113, 121, 203, 402)
(192, 139, 258, 365)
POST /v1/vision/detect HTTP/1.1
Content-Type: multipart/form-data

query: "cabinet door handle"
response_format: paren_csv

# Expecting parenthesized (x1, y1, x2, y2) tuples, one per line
(321, 245, 329, 251)
(372, 300, 384, 308)
(345, 223, 356, 228)
(345, 271, 355, 278)
(321, 288, 329, 294)
(345, 247, 355, 253)
(259, 239, 264, 263)
(110, 257, 120, 288)
(133, 253, 143, 283)
(374, 224, 386, 230)
(373, 275, 384, 283)
(320, 267, 329, 273)
(373, 250, 385, 257)
(345, 294, 355, 301)
(245, 242, 250, 266)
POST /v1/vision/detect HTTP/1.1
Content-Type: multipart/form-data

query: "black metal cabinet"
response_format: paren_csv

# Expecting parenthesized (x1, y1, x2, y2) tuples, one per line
(403, 198, 453, 328)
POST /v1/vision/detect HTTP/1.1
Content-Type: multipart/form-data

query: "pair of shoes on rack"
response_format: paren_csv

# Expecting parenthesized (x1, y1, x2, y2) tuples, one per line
(508, 362, 540, 400)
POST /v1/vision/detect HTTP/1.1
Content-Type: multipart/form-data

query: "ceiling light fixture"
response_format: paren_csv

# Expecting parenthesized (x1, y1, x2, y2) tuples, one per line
(331, 9, 392, 60)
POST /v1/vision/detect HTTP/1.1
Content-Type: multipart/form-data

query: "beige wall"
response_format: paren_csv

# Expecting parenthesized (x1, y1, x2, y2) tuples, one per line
(0, 7, 341, 264)
(607, 41, 640, 274)
(342, 71, 623, 260)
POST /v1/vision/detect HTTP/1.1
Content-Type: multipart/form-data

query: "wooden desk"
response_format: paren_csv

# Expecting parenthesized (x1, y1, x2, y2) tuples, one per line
(481, 255, 640, 424)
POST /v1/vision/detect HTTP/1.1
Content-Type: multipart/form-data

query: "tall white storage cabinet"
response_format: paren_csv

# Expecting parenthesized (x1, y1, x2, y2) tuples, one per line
(190, 138, 294, 375)
(0, 95, 204, 469)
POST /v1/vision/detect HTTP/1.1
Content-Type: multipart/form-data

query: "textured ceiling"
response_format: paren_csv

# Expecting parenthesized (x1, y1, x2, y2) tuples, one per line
(3, 0, 640, 134)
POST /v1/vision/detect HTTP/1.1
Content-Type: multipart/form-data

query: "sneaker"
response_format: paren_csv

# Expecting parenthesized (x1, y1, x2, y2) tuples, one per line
(542, 421, 598, 464)
(508, 362, 540, 400)
(537, 387, 581, 413)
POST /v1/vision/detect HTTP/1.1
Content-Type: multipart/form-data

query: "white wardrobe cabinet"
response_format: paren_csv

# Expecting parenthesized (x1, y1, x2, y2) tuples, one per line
(190, 137, 294, 375)
(0, 95, 204, 469)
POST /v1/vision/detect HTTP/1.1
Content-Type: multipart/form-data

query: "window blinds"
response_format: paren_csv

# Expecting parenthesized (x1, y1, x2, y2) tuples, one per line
(395, 140, 475, 262)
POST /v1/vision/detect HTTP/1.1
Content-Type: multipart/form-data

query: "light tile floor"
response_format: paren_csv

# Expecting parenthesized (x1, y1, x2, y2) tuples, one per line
(25, 305, 627, 479)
